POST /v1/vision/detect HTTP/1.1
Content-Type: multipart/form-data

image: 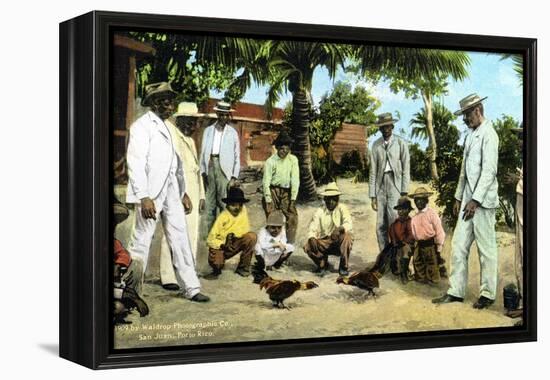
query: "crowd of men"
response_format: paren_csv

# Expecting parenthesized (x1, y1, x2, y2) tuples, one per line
(113, 82, 523, 322)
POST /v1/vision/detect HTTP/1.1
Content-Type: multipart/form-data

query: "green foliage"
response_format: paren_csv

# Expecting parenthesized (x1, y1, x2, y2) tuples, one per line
(494, 116, 522, 228)
(310, 148, 334, 186)
(337, 150, 369, 182)
(409, 143, 431, 182)
(408, 102, 462, 223)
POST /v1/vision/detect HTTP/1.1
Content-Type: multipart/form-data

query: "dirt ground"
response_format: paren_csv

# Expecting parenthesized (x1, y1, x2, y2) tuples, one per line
(113, 179, 518, 349)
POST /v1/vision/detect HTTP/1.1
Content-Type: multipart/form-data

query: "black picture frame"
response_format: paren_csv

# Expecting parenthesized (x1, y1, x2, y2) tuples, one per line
(59, 10, 537, 369)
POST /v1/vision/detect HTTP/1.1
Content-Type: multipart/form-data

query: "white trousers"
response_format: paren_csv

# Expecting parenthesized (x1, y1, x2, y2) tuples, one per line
(515, 192, 523, 306)
(128, 175, 200, 299)
(448, 186, 498, 300)
(159, 190, 201, 285)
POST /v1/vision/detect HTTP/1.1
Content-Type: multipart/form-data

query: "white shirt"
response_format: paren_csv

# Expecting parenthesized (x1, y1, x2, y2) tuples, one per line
(211, 126, 225, 155)
(255, 227, 294, 266)
(383, 137, 393, 172)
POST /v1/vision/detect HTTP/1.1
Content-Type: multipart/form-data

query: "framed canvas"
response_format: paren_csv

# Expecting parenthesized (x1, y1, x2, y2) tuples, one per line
(59, 10, 537, 369)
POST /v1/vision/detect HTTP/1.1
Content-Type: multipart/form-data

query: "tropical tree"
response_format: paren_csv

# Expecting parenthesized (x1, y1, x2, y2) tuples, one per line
(500, 53, 523, 84)
(253, 41, 353, 200)
(356, 47, 470, 180)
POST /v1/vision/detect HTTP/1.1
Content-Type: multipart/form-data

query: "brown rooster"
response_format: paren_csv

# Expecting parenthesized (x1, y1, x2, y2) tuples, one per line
(254, 268, 318, 309)
(336, 270, 382, 298)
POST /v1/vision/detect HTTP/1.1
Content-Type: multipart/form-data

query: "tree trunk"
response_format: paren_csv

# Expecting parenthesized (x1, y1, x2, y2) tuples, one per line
(291, 88, 318, 201)
(422, 91, 439, 181)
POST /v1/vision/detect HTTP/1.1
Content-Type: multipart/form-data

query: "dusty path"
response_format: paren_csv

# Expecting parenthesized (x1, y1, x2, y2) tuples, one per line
(114, 179, 518, 349)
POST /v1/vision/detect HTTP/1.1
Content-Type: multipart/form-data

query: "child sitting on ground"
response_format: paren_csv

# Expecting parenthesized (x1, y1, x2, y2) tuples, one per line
(254, 210, 295, 274)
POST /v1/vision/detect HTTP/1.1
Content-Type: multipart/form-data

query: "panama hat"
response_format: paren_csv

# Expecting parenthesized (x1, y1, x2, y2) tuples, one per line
(320, 182, 343, 197)
(393, 196, 413, 210)
(266, 210, 286, 227)
(222, 187, 250, 204)
(141, 82, 177, 107)
(454, 93, 488, 115)
(174, 102, 204, 117)
(410, 187, 434, 198)
(213, 101, 235, 113)
(375, 112, 399, 127)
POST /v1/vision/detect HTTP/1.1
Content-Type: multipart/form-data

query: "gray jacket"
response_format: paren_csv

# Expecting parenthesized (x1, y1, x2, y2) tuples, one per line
(199, 123, 240, 180)
(454, 119, 499, 208)
(369, 135, 410, 198)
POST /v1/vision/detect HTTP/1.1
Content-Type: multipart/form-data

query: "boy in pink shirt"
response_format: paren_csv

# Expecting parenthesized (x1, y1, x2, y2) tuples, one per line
(410, 187, 447, 283)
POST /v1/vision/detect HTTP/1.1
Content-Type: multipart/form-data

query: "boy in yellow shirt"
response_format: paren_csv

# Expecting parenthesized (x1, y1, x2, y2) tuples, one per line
(206, 187, 257, 279)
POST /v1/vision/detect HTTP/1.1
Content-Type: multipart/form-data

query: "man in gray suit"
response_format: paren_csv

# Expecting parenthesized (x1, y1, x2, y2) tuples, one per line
(200, 101, 241, 232)
(369, 113, 410, 251)
(433, 94, 499, 309)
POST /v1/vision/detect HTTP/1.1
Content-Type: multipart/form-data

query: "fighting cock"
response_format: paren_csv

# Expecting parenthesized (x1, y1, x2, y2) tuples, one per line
(253, 267, 318, 309)
(336, 269, 381, 298)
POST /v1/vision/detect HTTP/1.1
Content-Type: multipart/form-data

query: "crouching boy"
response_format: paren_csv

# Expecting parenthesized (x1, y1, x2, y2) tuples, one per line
(255, 210, 295, 272)
(206, 187, 257, 279)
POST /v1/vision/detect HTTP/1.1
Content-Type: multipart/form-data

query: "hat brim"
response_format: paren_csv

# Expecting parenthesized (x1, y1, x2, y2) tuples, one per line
(141, 91, 177, 107)
(320, 191, 342, 197)
(222, 197, 250, 204)
(375, 119, 398, 127)
(213, 107, 235, 113)
(453, 96, 488, 115)
(411, 192, 433, 198)
(174, 112, 205, 118)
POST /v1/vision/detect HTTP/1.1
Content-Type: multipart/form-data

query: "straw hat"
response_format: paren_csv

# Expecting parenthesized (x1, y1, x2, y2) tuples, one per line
(453, 93, 488, 115)
(174, 102, 204, 117)
(375, 112, 398, 127)
(410, 187, 434, 198)
(266, 210, 285, 227)
(320, 182, 343, 197)
(213, 101, 235, 113)
(141, 82, 177, 107)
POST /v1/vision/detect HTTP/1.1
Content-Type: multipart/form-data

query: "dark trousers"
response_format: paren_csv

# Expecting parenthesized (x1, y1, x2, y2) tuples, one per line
(413, 240, 440, 283)
(304, 231, 353, 270)
(208, 232, 257, 273)
(262, 186, 298, 243)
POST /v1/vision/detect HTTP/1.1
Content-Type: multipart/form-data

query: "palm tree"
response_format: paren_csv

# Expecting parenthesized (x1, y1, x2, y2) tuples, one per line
(500, 53, 523, 84)
(409, 102, 457, 142)
(246, 41, 352, 200)
(356, 47, 470, 180)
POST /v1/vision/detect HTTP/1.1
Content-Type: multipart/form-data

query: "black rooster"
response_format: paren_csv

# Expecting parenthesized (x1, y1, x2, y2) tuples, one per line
(336, 270, 381, 298)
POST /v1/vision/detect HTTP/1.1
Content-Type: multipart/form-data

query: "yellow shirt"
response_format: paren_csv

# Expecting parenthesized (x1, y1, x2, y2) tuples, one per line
(207, 207, 251, 249)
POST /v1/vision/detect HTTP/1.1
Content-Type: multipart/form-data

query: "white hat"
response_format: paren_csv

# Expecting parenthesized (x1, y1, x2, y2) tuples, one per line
(320, 182, 342, 196)
(454, 93, 488, 115)
(174, 102, 204, 117)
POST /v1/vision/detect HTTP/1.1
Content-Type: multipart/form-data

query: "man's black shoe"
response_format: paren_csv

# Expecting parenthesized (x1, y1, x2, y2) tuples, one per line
(339, 269, 349, 276)
(190, 293, 210, 303)
(473, 296, 494, 309)
(204, 269, 221, 280)
(162, 283, 180, 291)
(432, 294, 464, 304)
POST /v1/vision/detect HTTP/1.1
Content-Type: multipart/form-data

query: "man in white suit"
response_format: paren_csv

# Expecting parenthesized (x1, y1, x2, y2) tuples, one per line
(126, 82, 209, 303)
(433, 94, 499, 309)
(200, 101, 241, 232)
(369, 112, 410, 251)
(159, 103, 207, 289)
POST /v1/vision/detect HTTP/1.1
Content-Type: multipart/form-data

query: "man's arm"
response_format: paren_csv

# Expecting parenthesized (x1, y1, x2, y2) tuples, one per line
(472, 130, 499, 205)
(263, 157, 273, 203)
(126, 120, 150, 200)
(231, 128, 240, 179)
(199, 127, 209, 175)
(368, 146, 377, 199)
(400, 139, 410, 194)
(290, 156, 300, 201)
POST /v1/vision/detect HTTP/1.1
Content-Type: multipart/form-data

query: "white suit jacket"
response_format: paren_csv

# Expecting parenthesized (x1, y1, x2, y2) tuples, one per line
(199, 123, 240, 180)
(454, 119, 499, 209)
(125, 111, 185, 203)
(369, 135, 410, 198)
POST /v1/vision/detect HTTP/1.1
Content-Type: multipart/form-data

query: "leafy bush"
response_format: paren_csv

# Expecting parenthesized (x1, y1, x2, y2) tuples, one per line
(337, 149, 369, 182)
(409, 143, 431, 182)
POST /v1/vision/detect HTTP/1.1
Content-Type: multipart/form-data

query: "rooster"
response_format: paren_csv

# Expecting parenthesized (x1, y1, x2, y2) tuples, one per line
(336, 270, 382, 298)
(253, 266, 318, 309)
